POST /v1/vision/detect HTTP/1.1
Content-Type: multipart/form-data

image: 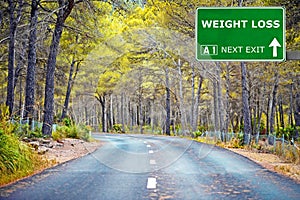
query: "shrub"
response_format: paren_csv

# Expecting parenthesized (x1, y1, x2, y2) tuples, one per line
(67, 125, 79, 139)
(63, 117, 72, 127)
(79, 125, 92, 142)
(0, 105, 52, 186)
(0, 128, 50, 186)
(274, 142, 300, 164)
(52, 130, 63, 141)
(197, 126, 207, 133)
(276, 125, 296, 140)
(30, 126, 43, 138)
(56, 126, 70, 138)
(0, 129, 27, 173)
(192, 130, 202, 138)
(227, 133, 244, 148)
(52, 124, 92, 142)
(113, 124, 122, 133)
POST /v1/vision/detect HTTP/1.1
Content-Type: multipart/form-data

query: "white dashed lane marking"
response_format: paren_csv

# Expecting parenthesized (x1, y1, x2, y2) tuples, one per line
(146, 140, 157, 190)
(150, 160, 156, 165)
(147, 178, 157, 189)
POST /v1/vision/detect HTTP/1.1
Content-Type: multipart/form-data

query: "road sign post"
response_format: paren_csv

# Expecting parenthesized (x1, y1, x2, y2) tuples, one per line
(196, 7, 285, 61)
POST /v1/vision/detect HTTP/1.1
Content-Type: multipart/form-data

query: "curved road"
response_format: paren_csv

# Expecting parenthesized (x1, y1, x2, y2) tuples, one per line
(1, 133, 299, 199)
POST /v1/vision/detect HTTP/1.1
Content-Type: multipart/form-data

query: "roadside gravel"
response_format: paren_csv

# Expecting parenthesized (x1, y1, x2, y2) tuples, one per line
(228, 148, 300, 183)
(42, 138, 102, 166)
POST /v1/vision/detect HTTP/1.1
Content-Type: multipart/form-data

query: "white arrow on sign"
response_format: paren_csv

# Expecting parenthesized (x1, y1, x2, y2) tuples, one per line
(269, 38, 281, 57)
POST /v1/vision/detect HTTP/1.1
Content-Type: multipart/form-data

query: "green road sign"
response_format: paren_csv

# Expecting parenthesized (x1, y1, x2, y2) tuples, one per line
(196, 7, 285, 61)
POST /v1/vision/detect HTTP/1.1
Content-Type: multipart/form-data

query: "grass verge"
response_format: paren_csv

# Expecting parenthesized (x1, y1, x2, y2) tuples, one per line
(0, 130, 53, 186)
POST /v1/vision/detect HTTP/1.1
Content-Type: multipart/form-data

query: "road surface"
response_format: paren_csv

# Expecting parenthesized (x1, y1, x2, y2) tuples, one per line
(1, 133, 300, 199)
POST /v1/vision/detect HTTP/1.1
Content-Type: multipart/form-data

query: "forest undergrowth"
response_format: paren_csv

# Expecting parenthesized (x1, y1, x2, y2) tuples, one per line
(0, 105, 93, 186)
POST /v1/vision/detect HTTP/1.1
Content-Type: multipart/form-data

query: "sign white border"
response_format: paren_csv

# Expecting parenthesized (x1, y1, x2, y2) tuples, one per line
(195, 7, 286, 62)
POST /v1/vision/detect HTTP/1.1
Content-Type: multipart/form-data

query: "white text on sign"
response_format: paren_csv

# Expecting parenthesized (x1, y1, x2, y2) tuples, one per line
(221, 46, 265, 54)
(201, 20, 280, 29)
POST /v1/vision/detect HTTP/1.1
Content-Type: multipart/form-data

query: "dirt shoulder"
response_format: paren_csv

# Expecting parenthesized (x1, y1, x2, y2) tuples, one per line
(228, 148, 300, 183)
(42, 138, 102, 165)
(0, 138, 102, 188)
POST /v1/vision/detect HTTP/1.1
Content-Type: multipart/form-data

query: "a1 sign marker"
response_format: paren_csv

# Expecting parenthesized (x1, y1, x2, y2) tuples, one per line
(196, 7, 285, 61)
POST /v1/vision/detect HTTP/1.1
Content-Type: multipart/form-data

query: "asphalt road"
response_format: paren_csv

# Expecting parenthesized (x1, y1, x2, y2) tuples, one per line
(1, 133, 300, 200)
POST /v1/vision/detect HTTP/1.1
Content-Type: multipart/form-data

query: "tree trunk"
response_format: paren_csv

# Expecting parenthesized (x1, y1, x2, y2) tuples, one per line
(241, 62, 252, 144)
(191, 65, 195, 131)
(0, 8, 3, 25)
(14, 41, 25, 91)
(276, 104, 280, 132)
(150, 99, 154, 133)
(61, 61, 74, 121)
(24, 0, 38, 120)
(18, 76, 22, 116)
(216, 63, 224, 134)
(252, 87, 257, 136)
(42, 0, 75, 136)
(193, 75, 203, 132)
(269, 74, 278, 134)
(239, 0, 251, 145)
(139, 103, 143, 134)
(278, 95, 284, 128)
(129, 100, 134, 131)
(266, 98, 270, 135)
(61, 60, 80, 121)
(294, 93, 300, 138)
(177, 58, 186, 134)
(289, 83, 294, 126)
(6, 0, 23, 115)
(253, 88, 258, 134)
(165, 67, 171, 136)
(256, 84, 266, 136)
(109, 94, 114, 129)
(138, 68, 143, 134)
(225, 64, 230, 133)
(85, 106, 88, 125)
(97, 95, 107, 133)
(121, 92, 125, 133)
(128, 99, 132, 131)
(213, 81, 219, 131)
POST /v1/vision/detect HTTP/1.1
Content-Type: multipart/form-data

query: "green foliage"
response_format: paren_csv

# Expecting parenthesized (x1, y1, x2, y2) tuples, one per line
(0, 105, 16, 135)
(0, 131, 50, 185)
(53, 117, 91, 140)
(15, 124, 43, 139)
(54, 126, 70, 138)
(52, 124, 92, 142)
(192, 126, 207, 138)
(192, 130, 202, 138)
(0, 106, 50, 185)
(0, 104, 10, 122)
(228, 133, 244, 148)
(52, 130, 64, 141)
(276, 125, 297, 140)
(63, 117, 72, 127)
(112, 124, 123, 133)
(0, 130, 31, 174)
(30, 127, 43, 138)
(273, 142, 300, 164)
(174, 124, 180, 134)
(197, 126, 207, 133)
(194, 136, 216, 145)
